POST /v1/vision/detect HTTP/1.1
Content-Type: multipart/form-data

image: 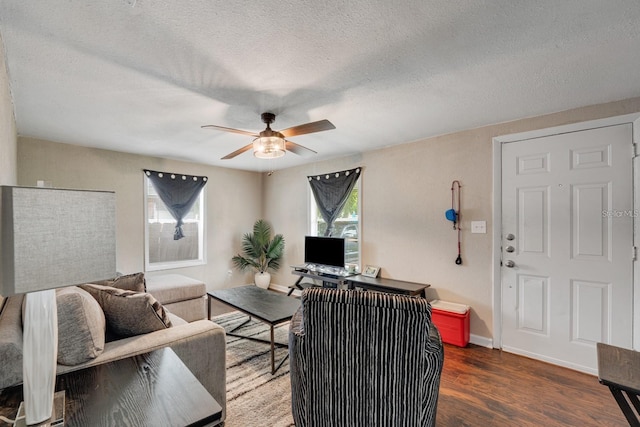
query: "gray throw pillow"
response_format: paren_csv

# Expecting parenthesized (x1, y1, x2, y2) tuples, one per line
(94, 272, 146, 293)
(0, 295, 27, 387)
(56, 286, 106, 366)
(0, 294, 6, 318)
(80, 284, 172, 338)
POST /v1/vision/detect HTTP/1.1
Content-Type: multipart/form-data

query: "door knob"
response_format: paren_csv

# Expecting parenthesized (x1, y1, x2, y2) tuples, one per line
(505, 245, 515, 253)
(504, 260, 515, 268)
(506, 233, 515, 241)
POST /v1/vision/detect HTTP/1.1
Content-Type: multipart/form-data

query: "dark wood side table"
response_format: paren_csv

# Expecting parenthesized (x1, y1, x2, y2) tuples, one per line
(0, 347, 222, 427)
(597, 342, 640, 427)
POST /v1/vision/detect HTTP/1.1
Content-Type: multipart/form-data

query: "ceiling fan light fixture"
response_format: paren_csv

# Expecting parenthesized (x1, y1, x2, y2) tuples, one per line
(203, 112, 334, 160)
(253, 136, 286, 159)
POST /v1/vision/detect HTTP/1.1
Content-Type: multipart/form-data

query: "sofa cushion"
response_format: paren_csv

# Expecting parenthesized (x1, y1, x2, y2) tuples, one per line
(95, 272, 146, 293)
(168, 312, 187, 327)
(0, 294, 6, 318)
(159, 298, 206, 323)
(56, 286, 106, 366)
(0, 295, 25, 389)
(146, 274, 205, 305)
(0, 295, 7, 322)
(80, 284, 172, 338)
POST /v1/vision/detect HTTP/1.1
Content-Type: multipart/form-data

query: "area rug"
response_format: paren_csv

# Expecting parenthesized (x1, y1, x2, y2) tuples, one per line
(213, 311, 295, 427)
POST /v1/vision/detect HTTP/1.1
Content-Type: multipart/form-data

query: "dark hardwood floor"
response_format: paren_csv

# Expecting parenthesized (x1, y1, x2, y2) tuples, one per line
(211, 292, 626, 426)
(437, 343, 626, 426)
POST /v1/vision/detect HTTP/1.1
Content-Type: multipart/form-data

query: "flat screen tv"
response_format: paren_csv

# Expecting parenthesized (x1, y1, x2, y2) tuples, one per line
(304, 236, 345, 268)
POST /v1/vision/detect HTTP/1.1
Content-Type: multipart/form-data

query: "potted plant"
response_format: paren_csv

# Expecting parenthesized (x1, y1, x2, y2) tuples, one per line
(232, 219, 285, 289)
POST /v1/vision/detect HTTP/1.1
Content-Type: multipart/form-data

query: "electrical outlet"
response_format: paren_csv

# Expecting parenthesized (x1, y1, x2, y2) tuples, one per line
(471, 221, 487, 234)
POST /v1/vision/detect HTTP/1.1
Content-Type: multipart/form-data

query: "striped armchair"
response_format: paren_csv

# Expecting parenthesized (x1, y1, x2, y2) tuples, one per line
(289, 288, 444, 427)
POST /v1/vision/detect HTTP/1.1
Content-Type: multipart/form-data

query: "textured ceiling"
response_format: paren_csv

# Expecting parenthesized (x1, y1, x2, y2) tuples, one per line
(1, 1, 640, 172)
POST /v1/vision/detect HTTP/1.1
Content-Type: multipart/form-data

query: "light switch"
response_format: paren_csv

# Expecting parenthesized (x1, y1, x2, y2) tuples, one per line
(471, 221, 487, 234)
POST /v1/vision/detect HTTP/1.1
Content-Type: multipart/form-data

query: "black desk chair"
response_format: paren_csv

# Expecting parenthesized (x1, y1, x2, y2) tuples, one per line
(597, 342, 640, 426)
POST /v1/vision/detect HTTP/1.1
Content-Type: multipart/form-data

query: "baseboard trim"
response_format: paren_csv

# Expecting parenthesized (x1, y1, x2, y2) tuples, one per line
(469, 334, 493, 348)
(269, 283, 296, 295)
(501, 345, 596, 375)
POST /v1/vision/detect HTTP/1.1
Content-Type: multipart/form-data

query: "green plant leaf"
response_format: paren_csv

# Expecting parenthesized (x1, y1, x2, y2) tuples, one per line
(232, 220, 285, 274)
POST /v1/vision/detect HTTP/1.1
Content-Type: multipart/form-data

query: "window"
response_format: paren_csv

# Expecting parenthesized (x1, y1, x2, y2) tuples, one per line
(309, 179, 361, 269)
(144, 176, 205, 270)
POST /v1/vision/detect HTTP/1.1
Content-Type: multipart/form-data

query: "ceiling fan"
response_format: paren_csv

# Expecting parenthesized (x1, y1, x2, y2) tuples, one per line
(202, 112, 335, 160)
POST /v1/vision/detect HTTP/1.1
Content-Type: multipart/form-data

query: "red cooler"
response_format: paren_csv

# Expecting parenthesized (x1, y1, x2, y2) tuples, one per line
(430, 300, 470, 347)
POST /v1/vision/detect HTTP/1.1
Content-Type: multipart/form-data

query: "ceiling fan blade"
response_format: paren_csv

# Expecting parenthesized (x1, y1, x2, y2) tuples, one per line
(202, 124, 259, 137)
(279, 119, 335, 138)
(221, 143, 253, 160)
(286, 140, 317, 157)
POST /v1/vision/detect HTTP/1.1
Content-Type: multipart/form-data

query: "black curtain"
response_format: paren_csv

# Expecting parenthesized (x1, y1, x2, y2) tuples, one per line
(308, 167, 361, 236)
(144, 169, 208, 240)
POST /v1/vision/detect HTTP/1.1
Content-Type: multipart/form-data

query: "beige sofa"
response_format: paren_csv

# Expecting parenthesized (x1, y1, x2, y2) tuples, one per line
(146, 273, 208, 322)
(0, 274, 226, 423)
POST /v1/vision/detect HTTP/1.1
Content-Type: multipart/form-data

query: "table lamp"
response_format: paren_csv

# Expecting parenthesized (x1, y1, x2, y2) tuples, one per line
(0, 186, 116, 425)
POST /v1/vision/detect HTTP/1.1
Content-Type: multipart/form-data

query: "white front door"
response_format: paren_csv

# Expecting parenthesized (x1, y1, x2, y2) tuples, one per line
(501, 124, 634, 373)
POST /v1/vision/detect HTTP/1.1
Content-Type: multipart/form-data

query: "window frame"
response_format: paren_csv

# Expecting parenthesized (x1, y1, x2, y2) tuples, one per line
(308, 178, 361, 270)
(144, 175, 206, 271)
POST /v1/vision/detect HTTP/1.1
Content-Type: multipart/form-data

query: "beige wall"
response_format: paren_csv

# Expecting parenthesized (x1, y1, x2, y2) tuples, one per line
(16, 96, 640, 342)
(18, 138, 263, 290)
(0, 33, 17, 185)
(265, 96, 640, 343)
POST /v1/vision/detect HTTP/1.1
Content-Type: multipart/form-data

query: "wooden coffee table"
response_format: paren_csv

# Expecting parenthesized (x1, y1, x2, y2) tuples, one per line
(208, 285, 301, 374)
(0, 347, 222, 426)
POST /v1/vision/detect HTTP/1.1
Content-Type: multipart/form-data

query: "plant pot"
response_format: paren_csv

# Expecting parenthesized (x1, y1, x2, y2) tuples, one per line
(254, 272, 271, 289)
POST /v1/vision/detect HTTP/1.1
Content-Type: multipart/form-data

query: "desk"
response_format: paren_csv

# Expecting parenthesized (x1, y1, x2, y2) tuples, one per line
(289, 265, 352, 295)
(291, 266, 351, 284)
(0, 348, 222, 427)
(346, 274, 429, 297)
(290, 266, 429, 297)
(597, 342, 640, 426)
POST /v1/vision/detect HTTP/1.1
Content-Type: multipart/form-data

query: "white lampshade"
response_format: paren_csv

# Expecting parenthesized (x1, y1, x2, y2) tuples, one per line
(0, 186, 116, 425)
(253, 136, 286, 159)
